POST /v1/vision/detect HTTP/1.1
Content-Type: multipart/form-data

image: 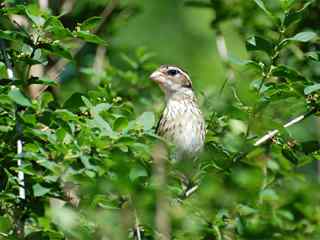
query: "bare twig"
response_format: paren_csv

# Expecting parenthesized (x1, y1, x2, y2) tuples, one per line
(185, 185, 198, 198)
(254, 108, 317, 146)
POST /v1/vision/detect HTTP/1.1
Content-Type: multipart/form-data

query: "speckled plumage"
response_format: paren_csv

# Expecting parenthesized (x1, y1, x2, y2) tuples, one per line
(150, 65, 206, 159)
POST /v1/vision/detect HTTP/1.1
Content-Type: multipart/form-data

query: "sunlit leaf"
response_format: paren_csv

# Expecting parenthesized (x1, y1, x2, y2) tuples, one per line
(304, 84, 320, 95)
(87, 115, 114, 137)
(113, 117, 129, 131)
(254, 0, 273, 17)
(33, 183, 50, 197)
(287, 31, 317, 42)
(25, 8, 45, 26)
(129, 166, 148, 181)
(74, 30, 107, 45)
(8, 87, 32, 107)
(280, 32, 317, 48)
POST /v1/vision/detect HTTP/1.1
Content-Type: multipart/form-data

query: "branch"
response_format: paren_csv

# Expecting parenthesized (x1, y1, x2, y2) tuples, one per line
(254, 108, 317, 146)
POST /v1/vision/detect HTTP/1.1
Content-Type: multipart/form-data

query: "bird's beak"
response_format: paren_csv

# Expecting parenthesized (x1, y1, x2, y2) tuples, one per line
(149, 71, 165, 84)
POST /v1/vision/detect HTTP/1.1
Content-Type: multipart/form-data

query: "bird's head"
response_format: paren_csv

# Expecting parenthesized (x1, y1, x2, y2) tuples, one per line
(150, 65, 192, 96)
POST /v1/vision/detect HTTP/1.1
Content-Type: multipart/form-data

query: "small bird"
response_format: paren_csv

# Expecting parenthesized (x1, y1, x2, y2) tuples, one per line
(150, 65, 206, 160)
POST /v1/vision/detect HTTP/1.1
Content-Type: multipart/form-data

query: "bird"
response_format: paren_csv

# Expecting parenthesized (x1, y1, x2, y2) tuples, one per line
(150, 65, 206, 161)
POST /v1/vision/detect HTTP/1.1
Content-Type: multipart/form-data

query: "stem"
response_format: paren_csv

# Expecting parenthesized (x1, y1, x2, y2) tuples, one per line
(134, 210, 142, 240)
(25, 36, 40, 82)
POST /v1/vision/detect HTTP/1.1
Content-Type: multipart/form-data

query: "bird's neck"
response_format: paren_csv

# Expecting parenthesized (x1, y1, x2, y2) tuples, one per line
(165, 88, 195, 102)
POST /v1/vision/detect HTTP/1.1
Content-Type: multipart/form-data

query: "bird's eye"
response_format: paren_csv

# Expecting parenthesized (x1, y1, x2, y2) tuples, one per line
(167, 69, 179, 76)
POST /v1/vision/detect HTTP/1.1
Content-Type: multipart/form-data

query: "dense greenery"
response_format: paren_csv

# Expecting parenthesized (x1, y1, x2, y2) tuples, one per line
(0, 0, 320, 239)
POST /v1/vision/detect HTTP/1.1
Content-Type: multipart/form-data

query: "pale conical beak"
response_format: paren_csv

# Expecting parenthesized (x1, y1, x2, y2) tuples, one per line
(149, 71, 165, 84)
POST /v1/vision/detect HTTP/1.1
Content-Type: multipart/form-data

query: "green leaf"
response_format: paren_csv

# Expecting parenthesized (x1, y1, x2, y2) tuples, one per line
(113, 117, 129, 131)
(87, 115, 114, 137)
(0, 5, 25, 15)
(246, 36, 274, 55)
(304, 84, 320, 95)
(306, 51, 320, 61)
(74, 30, 107, 45)
(283, 1, 314, 27)
(33, 183, 50, 197)
(0, 61, 6, 78)
(260, 189, 279, 202)
(254, 0, 273, 17)
(129, 166, 148, 182)
(271, 65, 306, 82)
(137, 112, 155, 131)
(81, 96, 93, 108)
(287, 31, 317, 42)
(279, 0, 297, 10)
(39, 42, 73, 60)
(44, 16, 72, 39)
(282, 148, 298, 164)
(0, 30, 31, 45)
(280, 32, 317, 48)
(55, 109, 78, 121)
(0, 125, 12, 132)
(63, 93, 87, 112)
(237, 204, 257, 216)
(80, 16, 102, 31)
(8, 87, 32, 107)
(91, 103, 112, 117)
(25, 8, 45, 26)
(0, 216, 11, 234)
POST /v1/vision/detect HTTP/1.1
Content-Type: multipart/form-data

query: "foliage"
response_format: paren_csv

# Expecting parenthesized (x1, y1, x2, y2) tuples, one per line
(0, 0, 320, 239)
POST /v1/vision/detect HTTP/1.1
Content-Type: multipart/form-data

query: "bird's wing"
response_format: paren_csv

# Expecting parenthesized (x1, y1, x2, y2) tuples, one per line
(155, 113, 163, 135)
